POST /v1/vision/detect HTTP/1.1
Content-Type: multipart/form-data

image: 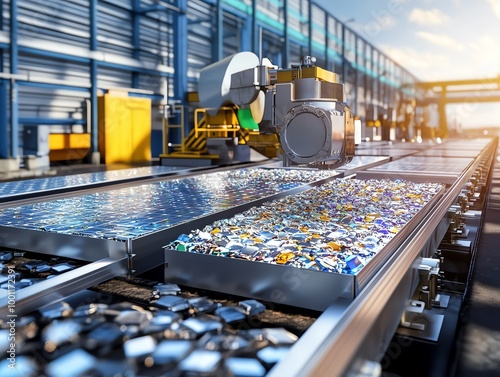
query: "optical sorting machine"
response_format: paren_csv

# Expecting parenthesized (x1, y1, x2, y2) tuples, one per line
(0, 55, 497, 377)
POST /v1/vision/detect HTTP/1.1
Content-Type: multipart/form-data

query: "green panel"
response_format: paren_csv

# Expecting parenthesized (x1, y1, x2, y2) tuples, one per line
(237, 108, 259, 130)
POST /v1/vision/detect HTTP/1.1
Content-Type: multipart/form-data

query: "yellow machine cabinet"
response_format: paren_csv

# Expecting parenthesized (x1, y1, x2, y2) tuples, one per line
(98, 93, 152, 164)
(49, 133, 91, 161)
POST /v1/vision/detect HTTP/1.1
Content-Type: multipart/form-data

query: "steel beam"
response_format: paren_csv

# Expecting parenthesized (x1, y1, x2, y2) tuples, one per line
(0, 0, 5, 160)
(9, 0, 18, 159)
(90, 0, 98, 157)
(419, 95, 500, 105)
(213, 0, 223, 61)
(18, 118, 87, 125)
(0, 257, 128, 317)
(0, 81, 6, 159)
(411, 77, 500, 89)
(173, 0, 188, 95)
(132, 0, 141, 89)
(240, 6, 252, 52)
(0, 1, 7, 159)
(251, 0, 257, 54)
(307, 0, 312, 56)
(283, 0, 289, 68)
(324, 11, 329, 70)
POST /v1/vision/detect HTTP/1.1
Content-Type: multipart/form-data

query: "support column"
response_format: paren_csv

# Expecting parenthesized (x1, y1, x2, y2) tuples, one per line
(353, 35, 358, 115)
(438, 85, 448, 139)
(324, 12, 329, 70)
(90, 0, 100, 163)
(341, 24, 346, 83)
(0, 0, 7, 159)
(307, 0, 312, 56)
(132, 0, 141, 88)
(213, 0, 223, 61)
(10, 0, 19, 160)
(173, 0, 188, 135)
(240, 9, 252, 52)
(251, 0, 257, 55)
(0, 81, 7, 159)
(283, 0, 289, 68)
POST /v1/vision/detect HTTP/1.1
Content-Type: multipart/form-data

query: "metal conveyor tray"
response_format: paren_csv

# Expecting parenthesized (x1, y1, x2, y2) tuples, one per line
(162, 177, 445, 311)
(0, 166, 183, 202)
(356, 156, 474, 184)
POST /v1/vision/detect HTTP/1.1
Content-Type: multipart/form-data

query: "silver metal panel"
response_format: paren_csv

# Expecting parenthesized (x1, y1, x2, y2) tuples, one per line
(354, 147, 420, 158)
(98, 0, 133, 57)
(287, 0, 309, 46)
(222, 14, 240, 58)
(187, 0, 213, 80)
(311, 5, 326, 55)
(15, 0, 91, 127)
(441, 138, 493, 150)
(0, 166, 181, 202)
(258, 0, 284, 27)
(356, 156, 474, 185)
(139, 11, 172, 63)
(0, 225, 128, 261)
(17, 79, 88, 128)
(415, 149, 480, 158)
(336, 155, 391, 173)
(98, 65, 134, 90)
(18, 0, 90, 47)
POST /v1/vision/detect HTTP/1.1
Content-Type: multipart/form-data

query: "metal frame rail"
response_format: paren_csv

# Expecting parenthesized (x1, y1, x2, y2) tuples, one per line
(0, 256, 128, 317)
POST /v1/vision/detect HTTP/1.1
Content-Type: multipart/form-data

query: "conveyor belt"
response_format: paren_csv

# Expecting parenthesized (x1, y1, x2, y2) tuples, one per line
(0, 166, 182, 203)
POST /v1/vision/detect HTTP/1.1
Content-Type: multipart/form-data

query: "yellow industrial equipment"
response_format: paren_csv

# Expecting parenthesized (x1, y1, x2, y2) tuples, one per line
(98, 92, 151, 164)
(162, 105, 240, 160)
(49, 133, 91, 161)
(162, 104, 280, 162)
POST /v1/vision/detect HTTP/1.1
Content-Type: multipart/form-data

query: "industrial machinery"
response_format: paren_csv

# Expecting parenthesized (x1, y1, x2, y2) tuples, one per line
(226, 53, 355, 168)
(165, 52, 355, 169)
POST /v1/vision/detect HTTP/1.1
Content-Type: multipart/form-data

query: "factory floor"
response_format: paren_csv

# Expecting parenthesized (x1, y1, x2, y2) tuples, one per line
(452, 150, 500, 377)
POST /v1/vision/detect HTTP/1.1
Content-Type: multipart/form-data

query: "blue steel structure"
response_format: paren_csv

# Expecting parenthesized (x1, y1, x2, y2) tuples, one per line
(9, 0, 19, 160)
(0, 0, 419, 167)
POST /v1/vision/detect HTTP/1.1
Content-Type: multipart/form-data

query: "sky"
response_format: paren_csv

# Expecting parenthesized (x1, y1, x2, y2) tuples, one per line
(313, 0, 500, 128)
